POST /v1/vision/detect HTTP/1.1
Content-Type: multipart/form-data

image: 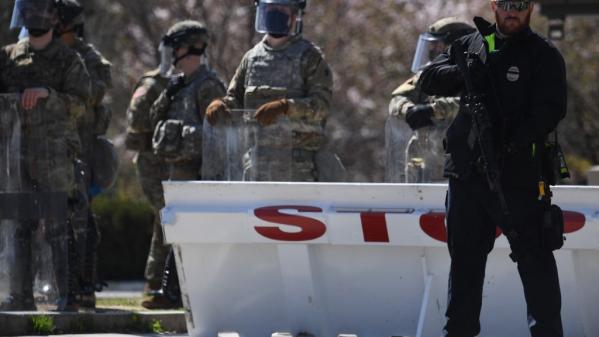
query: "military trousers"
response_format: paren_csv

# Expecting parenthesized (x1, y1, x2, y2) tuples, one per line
(167, 159, 202, 181)
(149, 157, 199, 300)
(244, 148, 317, 182)
(443, 177, 563, 337)
(136, 151, 169, 289)
(8, 151, 73, 307)
(290, 148, 317, 181)
(11, 219, 71, 304)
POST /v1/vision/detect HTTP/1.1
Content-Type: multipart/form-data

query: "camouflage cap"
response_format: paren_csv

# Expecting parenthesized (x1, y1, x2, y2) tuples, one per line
(163, 20, 209, 48)
(428, 17, 475, 44)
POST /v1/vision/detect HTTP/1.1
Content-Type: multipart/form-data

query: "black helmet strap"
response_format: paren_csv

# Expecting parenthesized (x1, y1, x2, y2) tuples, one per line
(173, 44, 206, 66)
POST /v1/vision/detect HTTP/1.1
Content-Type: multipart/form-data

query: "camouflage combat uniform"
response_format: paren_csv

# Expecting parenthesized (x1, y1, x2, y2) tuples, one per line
(223, 34, 333, 182)
(125, 69, 169, 290)
(150, 65, 226, 180)
(72, 37, 112, 152)
(68, 37, 112, 303)
(0, 37, 91, 310)
(388, 73, 460, 182)
(389, 72, 460, 121)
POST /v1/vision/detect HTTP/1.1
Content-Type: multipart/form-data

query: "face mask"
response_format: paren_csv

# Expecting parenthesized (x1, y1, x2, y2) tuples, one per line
(27, 28, 51, 37)
(265, 9, 290, 36)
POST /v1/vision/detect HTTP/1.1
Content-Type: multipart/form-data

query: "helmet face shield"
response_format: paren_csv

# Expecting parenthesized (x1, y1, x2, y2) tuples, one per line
(255, 3, 296, 36)
(159, 41, 175, 77)
(10, 0, 56, 30)
(411, 33, 446, 73)
(18, 27, 29, 40)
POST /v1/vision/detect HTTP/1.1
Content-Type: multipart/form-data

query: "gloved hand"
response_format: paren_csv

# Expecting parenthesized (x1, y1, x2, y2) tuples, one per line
(405, 104, 434, 130)
(166, 74, 186, 101)
(255, 99, 289, 127)
(205, 99, 231, 125)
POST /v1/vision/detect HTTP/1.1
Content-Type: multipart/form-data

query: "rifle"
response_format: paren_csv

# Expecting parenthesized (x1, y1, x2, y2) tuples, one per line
(452, 42, 526, 262)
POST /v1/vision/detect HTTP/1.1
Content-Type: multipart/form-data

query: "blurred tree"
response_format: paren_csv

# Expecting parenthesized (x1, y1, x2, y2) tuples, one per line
(2, 0, 593, 185)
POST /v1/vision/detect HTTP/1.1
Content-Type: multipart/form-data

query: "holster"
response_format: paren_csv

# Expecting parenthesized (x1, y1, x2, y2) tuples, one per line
(541, 203, 565, 252)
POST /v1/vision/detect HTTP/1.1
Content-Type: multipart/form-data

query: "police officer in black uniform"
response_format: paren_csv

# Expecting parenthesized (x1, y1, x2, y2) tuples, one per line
(419, 1, 567, 336)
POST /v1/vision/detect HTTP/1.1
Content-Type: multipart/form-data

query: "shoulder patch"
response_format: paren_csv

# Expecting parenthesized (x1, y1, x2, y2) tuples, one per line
(132, 86, 149, 100)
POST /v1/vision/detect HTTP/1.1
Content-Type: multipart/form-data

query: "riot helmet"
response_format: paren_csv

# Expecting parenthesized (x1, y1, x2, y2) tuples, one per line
(159, 20, 209, 76)
(54, 0, 84, 37)
(411, 17, 475, 73)
(10, 0, 57, 35)
(254, 0, 306, 37)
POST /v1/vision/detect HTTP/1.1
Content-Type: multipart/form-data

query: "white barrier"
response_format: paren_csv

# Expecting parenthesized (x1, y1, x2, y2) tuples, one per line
(162, 182, 599, 337)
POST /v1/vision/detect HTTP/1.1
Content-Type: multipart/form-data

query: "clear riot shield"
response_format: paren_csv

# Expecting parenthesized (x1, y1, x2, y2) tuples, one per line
(202, 111, 245, 181)
(242, 110, 292, 182)
(0, 94, 70, 311)
(385, 115, 448, 183)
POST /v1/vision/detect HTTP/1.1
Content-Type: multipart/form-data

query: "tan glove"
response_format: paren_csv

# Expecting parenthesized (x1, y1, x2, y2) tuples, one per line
(205, 99, 231, 125)
(255, 99, 289, 127)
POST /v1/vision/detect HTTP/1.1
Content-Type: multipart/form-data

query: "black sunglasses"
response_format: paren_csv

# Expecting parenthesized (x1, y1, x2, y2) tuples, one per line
(495, 0, 531, 12)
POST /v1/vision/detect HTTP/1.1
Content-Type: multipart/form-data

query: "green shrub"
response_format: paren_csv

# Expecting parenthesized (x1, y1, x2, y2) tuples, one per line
(31, 315, 55, 335)
(151, 319, 166, 334)
(94, 194, 154, 280)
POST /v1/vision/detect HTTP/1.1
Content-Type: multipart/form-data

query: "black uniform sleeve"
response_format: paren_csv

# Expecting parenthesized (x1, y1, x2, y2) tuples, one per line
(419, 44, 465, 97)
(512, 45, 567, 144)
(530, 46, 567, 137)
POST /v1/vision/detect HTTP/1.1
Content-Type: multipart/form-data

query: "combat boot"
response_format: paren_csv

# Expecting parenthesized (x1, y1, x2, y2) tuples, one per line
(142, 249, 182, 310)
(141, 292, 182, 310)
(0, 295, 36, 311)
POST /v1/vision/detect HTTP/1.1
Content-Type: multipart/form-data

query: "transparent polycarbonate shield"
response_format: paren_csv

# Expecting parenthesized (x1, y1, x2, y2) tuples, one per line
(0, 94, 21, 309)
(242, 111, 292, 182)
(10, 0, 56, 30)
(411, 33, 444, 73)
(0, 94, 69, 311)
(202, 110, 246, 181)
(385, 115, 448, 183)
(385, 116, 412, 183)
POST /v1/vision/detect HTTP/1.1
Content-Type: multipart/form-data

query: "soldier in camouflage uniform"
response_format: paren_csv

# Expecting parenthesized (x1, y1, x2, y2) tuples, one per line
(0, 0, 91, 311)
(150, 21, 226, 180)
(206, 0, 333, 182)
(125, 68, 169, 297)
(54, 0, 113, 309)
(387, 18, 474, 182)
(145, 20, 226, 309)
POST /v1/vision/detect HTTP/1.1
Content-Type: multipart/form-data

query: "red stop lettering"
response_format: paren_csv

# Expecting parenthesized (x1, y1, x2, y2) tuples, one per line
(360, 212, 390, 243)
(254, 206, 326, 241)
(563, 211, 585, 233)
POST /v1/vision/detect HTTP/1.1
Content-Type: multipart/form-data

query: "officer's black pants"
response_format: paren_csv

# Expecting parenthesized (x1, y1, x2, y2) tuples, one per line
(443, 178, 563, 337)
